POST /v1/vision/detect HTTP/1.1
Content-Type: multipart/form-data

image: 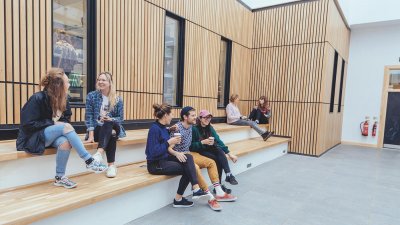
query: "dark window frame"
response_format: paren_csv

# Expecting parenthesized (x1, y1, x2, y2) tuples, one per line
(329, 51, 339, 113)
(217, 37, 232, 108)
(338, 59, 345, 112)
(51, 0, 97, 108)
(163, 11, 185, 108)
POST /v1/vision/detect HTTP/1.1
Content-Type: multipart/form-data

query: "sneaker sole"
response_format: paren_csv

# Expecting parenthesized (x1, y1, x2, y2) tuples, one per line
(225, 180, 239, 185)
(216, 197, 237, 202)
(88, 168, 108, 174)
(173, 204, 194, 208)
(210, 206, 223, 211)
(192, 194, 208, 200)
(53, 183, 77, 189)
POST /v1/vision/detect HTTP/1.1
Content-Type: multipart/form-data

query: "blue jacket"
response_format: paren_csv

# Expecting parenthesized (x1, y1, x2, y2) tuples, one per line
(145, 121, 170, 162)
(85, 90, 126, 138)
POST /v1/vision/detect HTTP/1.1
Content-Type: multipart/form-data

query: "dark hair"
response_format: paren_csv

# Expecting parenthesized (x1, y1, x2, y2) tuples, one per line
(40, 68, 67, 117)
(258, 95, 269, 110)
(230, 94, 239, 102)
(196, 119, 212, 139)
(180, 108, 195, 121)
(152, 103, 172, 119)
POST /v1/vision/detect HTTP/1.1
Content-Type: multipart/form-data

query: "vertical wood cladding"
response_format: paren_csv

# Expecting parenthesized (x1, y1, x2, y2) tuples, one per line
(0, 0, 350, 156)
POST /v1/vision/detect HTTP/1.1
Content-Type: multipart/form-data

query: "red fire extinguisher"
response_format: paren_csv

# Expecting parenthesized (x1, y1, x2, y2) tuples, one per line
(360, 118, 369, 136)
(372, 117, 378, 137)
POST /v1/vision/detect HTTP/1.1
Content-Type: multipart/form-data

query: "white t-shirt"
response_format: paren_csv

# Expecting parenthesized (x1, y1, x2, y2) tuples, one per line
(100, 95, 110, 117)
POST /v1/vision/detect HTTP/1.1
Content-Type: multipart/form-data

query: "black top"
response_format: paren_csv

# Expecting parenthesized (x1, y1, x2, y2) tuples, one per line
(16, 91, 72, 155)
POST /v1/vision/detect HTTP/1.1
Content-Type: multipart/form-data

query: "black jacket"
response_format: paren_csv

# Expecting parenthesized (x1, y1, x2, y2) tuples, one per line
(16, 91, 72, 155)
(249, 108, 270, 124)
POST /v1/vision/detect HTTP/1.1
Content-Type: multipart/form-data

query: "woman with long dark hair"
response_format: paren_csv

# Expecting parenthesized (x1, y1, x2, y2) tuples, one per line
(191, 109, 239, 192)
(16, 68, 108, 189)
(249, 96, 272, 124)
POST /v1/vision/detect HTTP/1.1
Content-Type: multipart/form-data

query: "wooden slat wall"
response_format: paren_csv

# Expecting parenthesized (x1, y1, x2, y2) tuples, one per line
(251, 0, 350, 155)
(252, 0, 328, 48)
(146, 0, 254, 47)
(96, 0, 164, 121)
(0, 0, 51, 125)
(1, 0, 350, 156)
(326, 0, 350, 60)
(229, 43, 253, 116)
(96, 0, 253, 121)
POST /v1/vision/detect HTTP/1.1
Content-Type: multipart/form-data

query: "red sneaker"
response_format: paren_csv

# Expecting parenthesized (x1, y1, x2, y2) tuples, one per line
(208, 199, 222, 211)
(215, 193, 237, 202)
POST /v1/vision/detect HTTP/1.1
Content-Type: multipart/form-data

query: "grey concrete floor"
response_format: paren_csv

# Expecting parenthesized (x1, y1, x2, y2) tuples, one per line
(126, 145, 400, 225)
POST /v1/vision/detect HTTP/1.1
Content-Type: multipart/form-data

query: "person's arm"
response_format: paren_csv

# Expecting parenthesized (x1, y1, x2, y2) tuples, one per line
(211, 127, 229, 154)
(168, 146, 188, 162)
(147, 127, 169, 158)
(20, 95, 54, 133)
(190, 126, 208, 152)
(85, 93, 96, 131)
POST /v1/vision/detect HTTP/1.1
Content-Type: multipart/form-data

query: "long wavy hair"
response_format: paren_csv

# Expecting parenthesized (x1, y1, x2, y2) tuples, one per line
(97, 71, 118, 110)
(40, 68, 67, 117)
(258, 95, 270, 110)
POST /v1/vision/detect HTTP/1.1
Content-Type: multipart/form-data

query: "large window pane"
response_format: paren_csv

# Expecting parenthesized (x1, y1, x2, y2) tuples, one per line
(163, 16, 180, 106)
(53, 0, 87, 103)
(218, 41, 228, 107)
(218, 38, 232, 108)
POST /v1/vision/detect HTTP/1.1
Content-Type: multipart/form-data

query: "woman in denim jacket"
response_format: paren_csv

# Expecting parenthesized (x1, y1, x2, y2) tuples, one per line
(85, 71, 126, 178)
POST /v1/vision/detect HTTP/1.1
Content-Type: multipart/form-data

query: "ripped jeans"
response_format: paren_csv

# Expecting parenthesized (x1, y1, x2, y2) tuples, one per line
(44, 123, 92, 177)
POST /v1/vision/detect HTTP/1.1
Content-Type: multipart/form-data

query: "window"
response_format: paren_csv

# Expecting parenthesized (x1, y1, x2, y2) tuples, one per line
(338, 59, 346, 112)
(53, 0, 96, 104)
(217, 38, 232, 108)
(329, 51, 339, 113)
(163, 13, 185, 107)
(53, 0, 87, 103)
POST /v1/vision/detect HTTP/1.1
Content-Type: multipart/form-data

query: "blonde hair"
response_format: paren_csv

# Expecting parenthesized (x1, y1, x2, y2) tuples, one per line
(97, 71, 118, 110)
(229, 94, 239, 102)
(40, 68, 67, 117)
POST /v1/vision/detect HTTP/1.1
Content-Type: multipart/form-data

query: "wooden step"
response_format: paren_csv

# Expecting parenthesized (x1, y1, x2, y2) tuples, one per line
(0, 124, 250, 163)
(0, 137, 290, 225)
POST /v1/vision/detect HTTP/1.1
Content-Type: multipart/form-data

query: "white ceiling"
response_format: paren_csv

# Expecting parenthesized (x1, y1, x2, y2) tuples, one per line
(240, 0, 301, 9)
(241, 0, 400, 27)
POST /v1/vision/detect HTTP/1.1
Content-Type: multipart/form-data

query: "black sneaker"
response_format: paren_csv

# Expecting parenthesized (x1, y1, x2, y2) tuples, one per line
(213, 184, 232, 194)
(225, 174, 239, 185)
(261, 131, 274, 141)
(192, 189, 208, 200)
(173, 197, 194, 208)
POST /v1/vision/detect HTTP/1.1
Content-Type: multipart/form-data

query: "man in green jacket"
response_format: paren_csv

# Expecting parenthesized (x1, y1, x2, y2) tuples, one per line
(190, 109, 239, 193)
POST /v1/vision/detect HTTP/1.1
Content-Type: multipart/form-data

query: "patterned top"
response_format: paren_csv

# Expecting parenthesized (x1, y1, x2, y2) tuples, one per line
(85, 90, 126, 138)
(171, 121, 192, 153)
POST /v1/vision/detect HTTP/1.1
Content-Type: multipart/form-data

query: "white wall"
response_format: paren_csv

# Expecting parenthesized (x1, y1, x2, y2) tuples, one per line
(337, 0, 400, 26)
(341, 21, 400, 145)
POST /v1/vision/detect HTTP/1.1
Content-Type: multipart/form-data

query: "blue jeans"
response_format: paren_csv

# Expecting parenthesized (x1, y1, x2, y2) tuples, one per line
(44, 124, 92, 177)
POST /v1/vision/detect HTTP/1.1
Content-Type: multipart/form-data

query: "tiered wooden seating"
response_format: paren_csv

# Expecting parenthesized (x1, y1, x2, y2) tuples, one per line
(0, 124, 247, 163)
(0, 136, 290, 225)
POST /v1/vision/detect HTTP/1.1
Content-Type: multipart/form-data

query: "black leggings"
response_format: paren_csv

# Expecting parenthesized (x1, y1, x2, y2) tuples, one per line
(94, 121, 120, 163)
(200, 147, 231, 182)
(147, 154, 198, 195)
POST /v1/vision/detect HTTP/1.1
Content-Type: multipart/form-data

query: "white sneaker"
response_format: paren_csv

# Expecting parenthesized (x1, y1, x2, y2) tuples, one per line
(92, 152, 103, 163)
(106, 165, 117, 178)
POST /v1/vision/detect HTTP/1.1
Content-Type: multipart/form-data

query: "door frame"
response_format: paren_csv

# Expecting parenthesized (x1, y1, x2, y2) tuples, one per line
(378, 65, 400, 148)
